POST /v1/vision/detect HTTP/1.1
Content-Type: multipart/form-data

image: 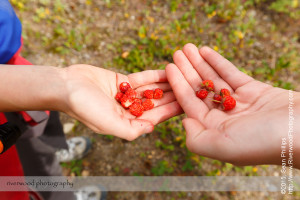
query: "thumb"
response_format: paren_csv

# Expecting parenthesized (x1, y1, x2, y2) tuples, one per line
(96, 112, 154, 141)
(125, 119, 154, 141)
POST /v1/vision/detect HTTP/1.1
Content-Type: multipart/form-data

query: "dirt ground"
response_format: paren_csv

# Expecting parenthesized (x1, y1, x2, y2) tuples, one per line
(13, 0, 300, 199)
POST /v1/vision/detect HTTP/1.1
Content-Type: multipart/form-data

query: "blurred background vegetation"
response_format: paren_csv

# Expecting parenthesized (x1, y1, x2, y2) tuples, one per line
(12, 0, 300, 199)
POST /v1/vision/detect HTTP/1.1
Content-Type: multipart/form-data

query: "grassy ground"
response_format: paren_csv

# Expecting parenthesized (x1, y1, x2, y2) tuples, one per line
(13, 0, 300, 199)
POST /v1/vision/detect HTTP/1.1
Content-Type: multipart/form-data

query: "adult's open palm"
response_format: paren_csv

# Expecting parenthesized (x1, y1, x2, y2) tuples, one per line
(166, 44, 300, 166)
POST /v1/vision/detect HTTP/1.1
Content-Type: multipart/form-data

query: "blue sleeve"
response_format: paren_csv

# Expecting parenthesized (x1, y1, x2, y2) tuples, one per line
(0, 0, 22, 64)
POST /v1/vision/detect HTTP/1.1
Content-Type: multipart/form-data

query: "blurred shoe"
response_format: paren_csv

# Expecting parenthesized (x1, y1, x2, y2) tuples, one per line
(74, 185, 107, 200)
(55, 136, 92, 162)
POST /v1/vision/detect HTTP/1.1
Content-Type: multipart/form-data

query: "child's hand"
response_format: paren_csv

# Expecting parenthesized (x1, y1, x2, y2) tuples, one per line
(62, 65, 182, 141)
(166, 44, 300, 166)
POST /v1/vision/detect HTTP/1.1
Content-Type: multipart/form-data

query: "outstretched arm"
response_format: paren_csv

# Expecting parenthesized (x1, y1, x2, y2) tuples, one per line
(166, 44, 300, 168)
(0, 64, 183, 140)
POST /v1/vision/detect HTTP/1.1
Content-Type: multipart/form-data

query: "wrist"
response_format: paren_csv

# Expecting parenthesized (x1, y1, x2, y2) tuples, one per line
(50, 67, 71, 113)
(57, 64, 94, 116)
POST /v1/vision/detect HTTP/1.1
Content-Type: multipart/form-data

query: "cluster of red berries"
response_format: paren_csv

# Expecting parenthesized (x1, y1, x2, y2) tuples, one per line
(195, 80, 236, 111)
(115, 82, 164, 117)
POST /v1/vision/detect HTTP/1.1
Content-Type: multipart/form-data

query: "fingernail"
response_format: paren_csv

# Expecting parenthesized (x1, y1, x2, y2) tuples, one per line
(145, 125, 153, 133)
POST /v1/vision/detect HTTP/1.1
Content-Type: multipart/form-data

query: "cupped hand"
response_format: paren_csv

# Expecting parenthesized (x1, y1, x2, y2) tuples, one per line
(166, 44, 300, 166)
(61, 65, 182, 141)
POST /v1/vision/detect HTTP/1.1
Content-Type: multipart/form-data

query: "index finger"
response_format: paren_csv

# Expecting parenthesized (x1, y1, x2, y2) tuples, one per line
(166, 63, 209, 120)
(127, 70, 167, 89)
(199, 46, 253, 90)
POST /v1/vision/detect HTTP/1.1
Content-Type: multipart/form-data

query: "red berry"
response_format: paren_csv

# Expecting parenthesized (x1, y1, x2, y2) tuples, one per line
(220, 88, 231, 97)
(129, 102, 144, 117)
(221, 96, 236, 111)
(119, 82, 131, 93)
(143, 90, 154, 99)
(125, 88, 137, 99)
(133, 98, 142, 104)
(212, 94, 222, 103)
(142, 99, 154, 111)
(115, 92, 124, 102)
(196, 89, 208, 99)
(202, 80, 214, 91)
(120, 95, 134, 108)
(153, 88, 163, 99)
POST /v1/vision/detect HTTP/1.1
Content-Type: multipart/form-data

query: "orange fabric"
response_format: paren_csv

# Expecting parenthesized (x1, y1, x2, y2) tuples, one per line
(0, 140, 3, 154)
(0, 112, 7, 154)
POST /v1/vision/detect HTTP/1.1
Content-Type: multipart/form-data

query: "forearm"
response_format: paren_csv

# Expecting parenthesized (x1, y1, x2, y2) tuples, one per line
(0, 65, 67, 112)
